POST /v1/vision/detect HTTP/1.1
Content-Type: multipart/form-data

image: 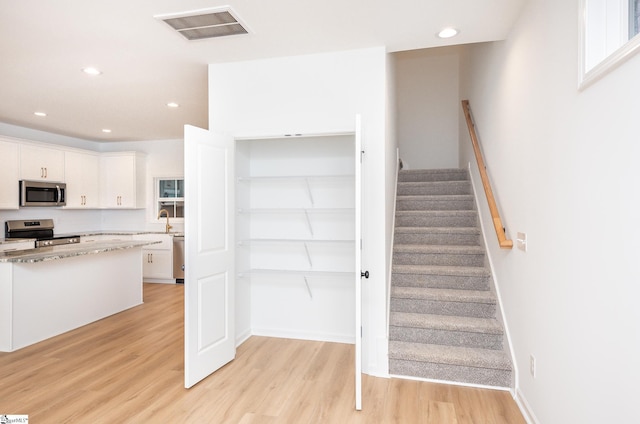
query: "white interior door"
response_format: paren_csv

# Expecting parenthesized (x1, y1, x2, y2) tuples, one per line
(354, 114, 363, 410)
(184, 125, 236, 388)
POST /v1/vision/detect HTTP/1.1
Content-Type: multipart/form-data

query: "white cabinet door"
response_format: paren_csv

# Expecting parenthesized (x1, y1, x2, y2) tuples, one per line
(135, 234, 174, 281)
(20, 144, 65, 182)
(0, 140, 19, 209)
(184, 125, 235, 388)
(65, 151, 100, 208)
(100, 153, 145, 209)
(143, 251, 173, 279)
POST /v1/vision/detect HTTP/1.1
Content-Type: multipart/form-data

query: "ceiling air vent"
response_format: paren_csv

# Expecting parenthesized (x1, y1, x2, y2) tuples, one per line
(156, 7, 249, 41)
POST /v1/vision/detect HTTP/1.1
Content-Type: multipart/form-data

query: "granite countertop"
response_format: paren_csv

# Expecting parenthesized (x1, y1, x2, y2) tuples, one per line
(0, 239, 161, 264)
(65, 230, 185, 237)
(0, 231, 184, 246)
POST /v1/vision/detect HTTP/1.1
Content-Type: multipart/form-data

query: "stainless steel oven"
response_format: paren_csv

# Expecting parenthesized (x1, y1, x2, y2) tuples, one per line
(19, 180, 66, 207)
(5, 219, 79, 247)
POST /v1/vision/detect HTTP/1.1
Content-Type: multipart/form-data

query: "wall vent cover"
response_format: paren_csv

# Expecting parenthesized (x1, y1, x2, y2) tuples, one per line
(156, 7, 249, 40)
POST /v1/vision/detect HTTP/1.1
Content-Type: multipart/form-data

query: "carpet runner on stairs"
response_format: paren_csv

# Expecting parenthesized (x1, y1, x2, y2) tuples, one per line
(389, 168, 513, 388)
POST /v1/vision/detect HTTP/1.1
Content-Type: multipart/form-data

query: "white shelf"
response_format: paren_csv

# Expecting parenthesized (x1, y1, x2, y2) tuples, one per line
(238, 174, 354, 182)
(238, 269, 353, 278)
(237, 207, 354, 214)
(237, 269, 354, 299)
(238, 238, 354, 245)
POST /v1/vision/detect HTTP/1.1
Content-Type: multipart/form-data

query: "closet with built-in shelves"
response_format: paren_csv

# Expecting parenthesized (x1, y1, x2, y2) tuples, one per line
(236, 133, 356, 343)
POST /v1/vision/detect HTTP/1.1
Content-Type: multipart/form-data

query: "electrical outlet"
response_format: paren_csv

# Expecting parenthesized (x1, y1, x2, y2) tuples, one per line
(530, 354, 536, 378)
(517, 232, 527, 252)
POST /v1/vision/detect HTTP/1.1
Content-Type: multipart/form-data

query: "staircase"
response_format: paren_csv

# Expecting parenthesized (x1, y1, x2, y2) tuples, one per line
(388, 168, 513, 388)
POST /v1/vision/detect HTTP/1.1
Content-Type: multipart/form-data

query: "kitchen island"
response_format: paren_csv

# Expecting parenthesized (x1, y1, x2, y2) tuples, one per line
(0, 239, 159, 352)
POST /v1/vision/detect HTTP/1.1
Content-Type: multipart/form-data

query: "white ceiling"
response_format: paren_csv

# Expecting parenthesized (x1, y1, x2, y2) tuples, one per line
(0, 0, 525, 142)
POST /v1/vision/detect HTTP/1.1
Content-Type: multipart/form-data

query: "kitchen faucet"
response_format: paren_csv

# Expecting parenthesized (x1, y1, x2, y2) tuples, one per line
(158, 209, 173, 233)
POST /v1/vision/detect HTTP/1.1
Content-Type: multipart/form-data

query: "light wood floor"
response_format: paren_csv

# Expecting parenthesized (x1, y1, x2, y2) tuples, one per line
(0, 283, 525, 423)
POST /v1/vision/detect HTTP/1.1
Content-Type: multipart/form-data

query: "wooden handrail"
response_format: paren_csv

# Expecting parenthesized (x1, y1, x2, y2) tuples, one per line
(461, 100, 513, 249)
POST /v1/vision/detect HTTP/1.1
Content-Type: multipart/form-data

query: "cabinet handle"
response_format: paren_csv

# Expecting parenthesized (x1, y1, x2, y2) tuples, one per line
(44, 167, 47, 178)
(150, 253, 153, 263)
(40, 167, 44, 178)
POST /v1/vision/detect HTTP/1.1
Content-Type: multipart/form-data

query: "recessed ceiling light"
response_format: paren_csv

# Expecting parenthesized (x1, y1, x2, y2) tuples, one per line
(438, 27, 459, 39)
(167, 102, 179, 108)
(82, 67, 102, 76)
(34, 111, 47, 117)
(102, 129, 112, 133)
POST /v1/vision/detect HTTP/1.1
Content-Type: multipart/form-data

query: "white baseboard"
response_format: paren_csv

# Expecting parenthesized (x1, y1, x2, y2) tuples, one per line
(250, 328, 355, 345)
(515, 388, 540, 424)
(235, 328, 252, 347)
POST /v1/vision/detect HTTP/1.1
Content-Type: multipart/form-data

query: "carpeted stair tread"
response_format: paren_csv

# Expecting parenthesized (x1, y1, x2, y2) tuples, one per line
(390, 312, 502, 335)
(392, 264, 490, 277)
(394, 244, 485, 255)
(397, 194, 474, 201)
(398, 169, 469, 182)
(389, 341, 512, 371)
(396, 209, 478, 222)
(398, 181, 472, 196)
(391, 286, 495, 304)
(395, 226, 480, 235)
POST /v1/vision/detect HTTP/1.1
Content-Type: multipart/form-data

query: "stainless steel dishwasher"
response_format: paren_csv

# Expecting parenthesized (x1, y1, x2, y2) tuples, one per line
(173, 236, 184, 284)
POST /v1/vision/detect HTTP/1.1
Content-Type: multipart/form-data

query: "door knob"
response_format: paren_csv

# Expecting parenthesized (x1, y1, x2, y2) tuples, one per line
(361, 270, 369, 279)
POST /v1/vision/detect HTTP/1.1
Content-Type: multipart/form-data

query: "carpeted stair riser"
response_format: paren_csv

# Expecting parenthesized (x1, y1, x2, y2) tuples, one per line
(398, 181, 471, 196)
(398, 170, 469, 183)
(391, 298, 496, 318)
(393, 247, 485, 267)
(395, 211, 478, 228)
(396, 195, 474, 211)
(388, 341, 512, 387)
(389, 326, 503, 349)
(394, 229, 481, 246)
(392, 271, 490, 290)
(389, 359, 511, 387)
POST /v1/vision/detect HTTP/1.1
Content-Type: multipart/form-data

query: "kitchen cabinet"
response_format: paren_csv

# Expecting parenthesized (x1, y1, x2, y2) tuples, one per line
(134, 234, 174, 282)
(0, 139, 19, 209)
(100, 152, 146, 209)
(20, 143, 65, 182)
(64, 150, 100, 208)
(236, 133, 356, 342)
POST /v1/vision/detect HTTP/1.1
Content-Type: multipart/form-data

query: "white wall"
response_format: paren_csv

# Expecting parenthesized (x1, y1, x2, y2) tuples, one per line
(209, 47, 392, 375)
(394, 47, 460, 169)
(459, 0, 640, 422)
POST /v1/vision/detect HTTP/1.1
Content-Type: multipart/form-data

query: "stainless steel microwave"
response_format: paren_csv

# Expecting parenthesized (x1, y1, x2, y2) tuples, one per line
(19, 180, 66, 207)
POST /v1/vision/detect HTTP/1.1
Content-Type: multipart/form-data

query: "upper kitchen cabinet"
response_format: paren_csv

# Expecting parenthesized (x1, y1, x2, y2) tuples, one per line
(100, 152, 146, 209)
(0, 139, 19, 209)
(64, 150, 100, 208)
(20, 143, 65, 182)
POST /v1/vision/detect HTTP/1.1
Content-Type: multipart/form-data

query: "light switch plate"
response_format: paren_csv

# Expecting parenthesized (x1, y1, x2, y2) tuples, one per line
(517, 232, 527, 252)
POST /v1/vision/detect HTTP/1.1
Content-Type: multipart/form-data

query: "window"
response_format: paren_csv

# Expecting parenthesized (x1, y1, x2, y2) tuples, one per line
(580, 0, 640, 88)
(156, 178, 184, 219)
